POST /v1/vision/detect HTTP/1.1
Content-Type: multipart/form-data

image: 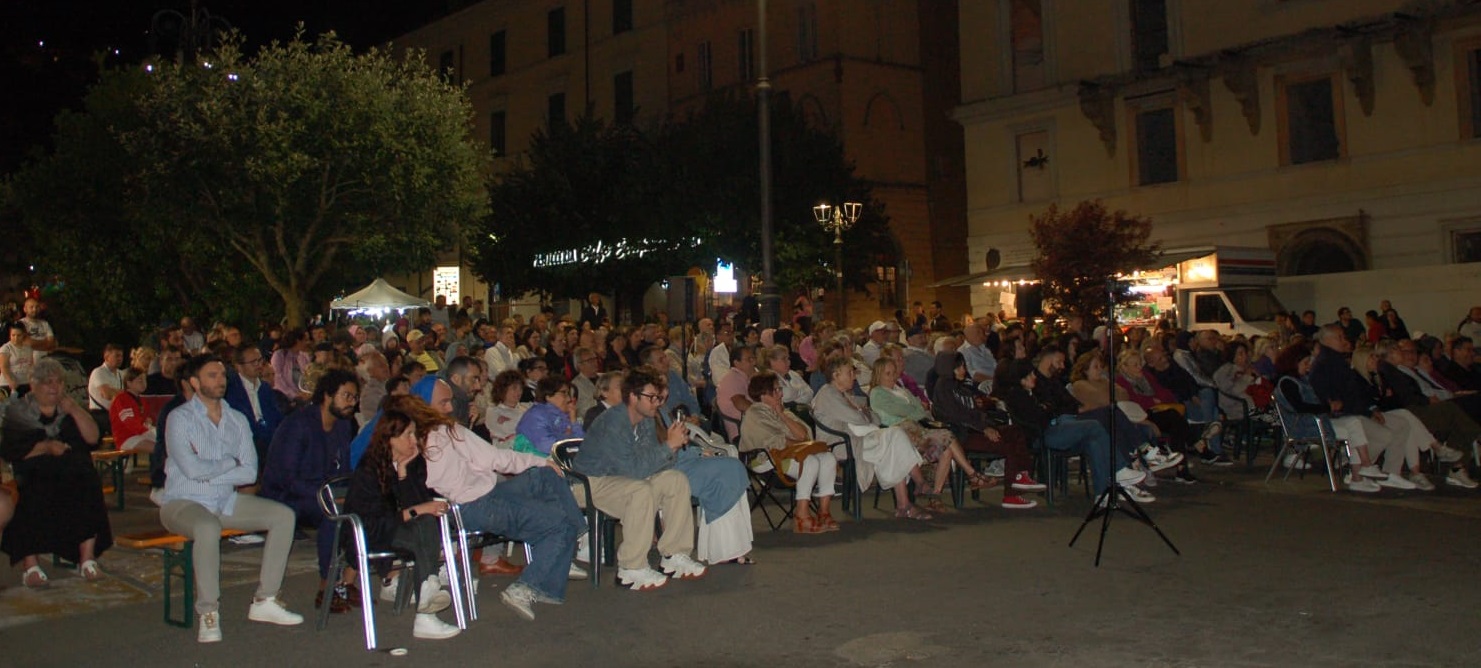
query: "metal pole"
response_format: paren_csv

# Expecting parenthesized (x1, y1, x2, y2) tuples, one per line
(834, 229, 845, 326)
(757, 0, 779, 329)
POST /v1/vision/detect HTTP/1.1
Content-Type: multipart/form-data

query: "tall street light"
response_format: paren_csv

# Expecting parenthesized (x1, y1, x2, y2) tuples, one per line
(813, 201, 861, 326)
(756, 0, 779, 329)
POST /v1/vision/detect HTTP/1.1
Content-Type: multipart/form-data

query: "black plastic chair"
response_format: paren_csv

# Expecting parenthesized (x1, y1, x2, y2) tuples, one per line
(813, 421, 866, 520)
(315, 475, 416, 651)
(550, 438, 609, 588)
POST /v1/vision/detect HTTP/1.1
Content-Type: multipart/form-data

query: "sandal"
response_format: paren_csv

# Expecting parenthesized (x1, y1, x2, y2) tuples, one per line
(79, 560, 104, 582)
(816, 511, 841, 532)
(793, 515, 824, 534)
(22, 565, 50, 589)
(969, 474, 999, 490)
(724, 555, 758, 565)
(895, 505, 934, 521)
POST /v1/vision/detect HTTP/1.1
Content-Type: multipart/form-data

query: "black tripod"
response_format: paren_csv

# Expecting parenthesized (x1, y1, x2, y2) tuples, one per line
(1068, 279, 1180, 566)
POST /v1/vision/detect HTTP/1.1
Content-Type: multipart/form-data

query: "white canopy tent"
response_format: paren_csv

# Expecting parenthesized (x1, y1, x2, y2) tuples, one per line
(330, 278, 429, 312)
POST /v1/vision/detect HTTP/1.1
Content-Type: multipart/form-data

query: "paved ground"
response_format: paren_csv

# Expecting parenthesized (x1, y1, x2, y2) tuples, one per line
(3, 462, 1481, 667)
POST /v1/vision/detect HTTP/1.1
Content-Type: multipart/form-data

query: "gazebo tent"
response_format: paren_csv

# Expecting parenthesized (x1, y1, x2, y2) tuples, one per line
(330, 278, 429, 311)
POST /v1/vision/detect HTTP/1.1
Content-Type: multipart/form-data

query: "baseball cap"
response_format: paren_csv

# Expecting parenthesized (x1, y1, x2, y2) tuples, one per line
(406, 330, 425, 342)
(868, 321, 888, 334)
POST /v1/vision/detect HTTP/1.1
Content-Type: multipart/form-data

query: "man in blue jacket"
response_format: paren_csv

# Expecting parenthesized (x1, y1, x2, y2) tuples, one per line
(224, 346, 284, 478)
(259, 369, 359, 612)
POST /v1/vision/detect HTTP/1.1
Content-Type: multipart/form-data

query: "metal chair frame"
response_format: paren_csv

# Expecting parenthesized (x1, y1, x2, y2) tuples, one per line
(1267, 401, 1344, 492)
(315, 475, 416, 651)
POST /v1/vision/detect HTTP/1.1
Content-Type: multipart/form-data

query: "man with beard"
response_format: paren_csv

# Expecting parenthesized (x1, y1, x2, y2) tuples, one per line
(260, 369, 361, 613)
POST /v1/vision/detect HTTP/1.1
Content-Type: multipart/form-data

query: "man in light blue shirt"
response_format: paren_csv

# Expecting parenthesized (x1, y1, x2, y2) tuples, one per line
(959, 324, 997, 395)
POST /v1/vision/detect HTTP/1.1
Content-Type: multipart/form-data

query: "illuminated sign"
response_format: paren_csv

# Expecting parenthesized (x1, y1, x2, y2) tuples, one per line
(531, 238, 701, 268)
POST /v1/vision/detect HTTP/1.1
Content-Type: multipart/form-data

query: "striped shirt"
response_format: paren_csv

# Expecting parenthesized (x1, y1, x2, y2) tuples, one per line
(161, 396, 258, 515)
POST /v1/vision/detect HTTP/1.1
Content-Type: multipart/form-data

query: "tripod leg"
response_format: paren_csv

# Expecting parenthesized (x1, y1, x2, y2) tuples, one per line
(1112, 488, 1181, 556)
(1092, 485, 1118, 567)
(1068, 487, 1113, 547)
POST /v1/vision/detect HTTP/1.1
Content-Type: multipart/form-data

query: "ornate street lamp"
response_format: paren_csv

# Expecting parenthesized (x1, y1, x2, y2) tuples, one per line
(149, 1, 232, 65)
(813, 201, 861, 326)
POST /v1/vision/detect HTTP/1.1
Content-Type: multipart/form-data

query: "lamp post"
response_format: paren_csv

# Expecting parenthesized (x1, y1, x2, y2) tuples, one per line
(813, 201, 861, 326)
(756, 0, 779, 329)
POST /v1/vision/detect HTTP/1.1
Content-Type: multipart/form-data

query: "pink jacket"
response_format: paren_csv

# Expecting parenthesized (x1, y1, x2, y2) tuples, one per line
(423, 424, 547, 504)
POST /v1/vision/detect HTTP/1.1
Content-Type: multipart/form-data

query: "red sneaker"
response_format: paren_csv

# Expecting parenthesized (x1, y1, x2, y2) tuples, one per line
(1011, 471, 1046, 492)
(1001, 495, 1038, 510)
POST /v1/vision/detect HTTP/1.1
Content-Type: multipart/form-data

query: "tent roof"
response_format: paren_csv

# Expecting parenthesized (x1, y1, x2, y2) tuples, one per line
(330, 278, 428, 310)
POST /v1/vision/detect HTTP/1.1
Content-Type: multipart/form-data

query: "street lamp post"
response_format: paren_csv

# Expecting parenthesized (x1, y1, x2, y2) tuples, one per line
(756, 0, 779, 329)
(813, 202, 861, 326)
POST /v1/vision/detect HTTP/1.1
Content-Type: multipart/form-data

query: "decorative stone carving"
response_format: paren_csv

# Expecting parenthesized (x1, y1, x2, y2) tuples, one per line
(1392, 20, 1436, 105)
(1344, 36, 1375, 116)
(1218, 57, 1261, 136)
(1177, 75, 1213, 142)
(1078, 82, 1117, 156)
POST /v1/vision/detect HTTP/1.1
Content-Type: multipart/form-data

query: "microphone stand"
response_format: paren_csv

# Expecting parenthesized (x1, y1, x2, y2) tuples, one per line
(1068, 278, 1180, 566)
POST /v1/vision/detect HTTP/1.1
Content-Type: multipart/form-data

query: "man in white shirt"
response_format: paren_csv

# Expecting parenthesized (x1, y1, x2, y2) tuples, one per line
(859, 321, 891, 366)
(180, 317, 206, 354)
(902, 327, 934, 387)
(484, 325, 517, 375)
(707, 322, 734, 387)
(88, 344, 126, 411)
(20, 298, 56, 357)
(959, 324, 997, 395)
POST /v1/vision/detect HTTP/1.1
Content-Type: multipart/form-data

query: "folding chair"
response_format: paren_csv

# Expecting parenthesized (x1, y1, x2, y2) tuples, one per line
(1267, 399, 1343, 492)
(315, 475, 416, 651)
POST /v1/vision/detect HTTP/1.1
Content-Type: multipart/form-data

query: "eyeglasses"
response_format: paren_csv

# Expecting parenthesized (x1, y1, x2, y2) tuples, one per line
(337, 391, 360, 401)
(636, 391, 668, 402)
(240, 357, 264, 366)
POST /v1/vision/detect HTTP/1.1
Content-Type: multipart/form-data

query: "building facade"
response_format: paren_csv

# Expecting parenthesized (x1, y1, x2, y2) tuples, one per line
(956, 0, 1481, 331)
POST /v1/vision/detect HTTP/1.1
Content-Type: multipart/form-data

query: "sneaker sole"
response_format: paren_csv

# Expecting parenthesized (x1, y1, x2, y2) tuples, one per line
(662, 569, 706, 580)
(500, 595, 536, 621)
(620, 578, 668, 591)
(413, 628, 462, 640)
(247, 614, 304, 626)
(1011, 483, 1047, 492)
(1446, 478, 1479, 489)
(1001, 503, 1038, 510)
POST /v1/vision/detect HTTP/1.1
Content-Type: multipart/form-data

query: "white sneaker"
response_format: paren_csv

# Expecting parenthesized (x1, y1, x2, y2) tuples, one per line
(1124, 486, 1156, 504)
(1446, 467, 1479, 489)
(984, 459, 1006, 478)
(1407, 473, 1436, 491)
(412, 612, 461, 640)
(380, 575, 400, 603)
(1282, 453, 1311, 471)
(197, 611, 222, 643)
(1115, 467, 1147, 487)
(247, 597, 304, 626)
(575, 533, 592, 564)
(1376, 473, 1417, 490)
(568, 563, 589, 581)
(617, 566, 669, 591)
(499, 582, 537, 621)
(1144, 450, 1184, 472)
(229, 533, 266, 546)
(1358, 465, 1386, 480)
(1346, 475, 1381, 493)
(659, 553, 707, 580)
(417, 577, 451, 614)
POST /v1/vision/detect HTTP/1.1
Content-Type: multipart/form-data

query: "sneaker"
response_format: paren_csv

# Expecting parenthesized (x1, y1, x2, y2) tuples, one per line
(1446, 467, 1479, 489)
(247, 597, 304, 626)
(229, 533, 266, 546)
(1358, 465, 1386, 480)
(984, 459, 1006, 478)
(197, 611, 222, 643)
(617, 566, 669, 591)
(575, 533, 592, 564)
(659, 553, 707, 580)
(1171, 469, 1199, 485)
(1144, 451, 1185, 472)
(1435, 444, 1465, 464)
(1407, 473, 1436, 491)
(1198, 451, 1219, 465)
(1345, 474, 1381, 493)
(1376, 473, 1417, 490)
(1283, 453, 1311, 471)
(1001, 495, 1038, 509)
(1010, 471, 1046, 492)
(380, 575, 400, 603)
(1115, 467, 1147, 487)
(412, 612, 461, 640)
(417, 577, 450, 614)
(499, 582, 537, 621)
(1123, 486, 1156, 503)
(567, 563, 589, 581)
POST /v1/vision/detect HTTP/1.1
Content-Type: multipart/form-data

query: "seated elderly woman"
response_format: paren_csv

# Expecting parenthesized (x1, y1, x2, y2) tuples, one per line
(484, 369, 530, 449)
(810, 355, 931, 520)
(1272, 344, 1391, 493)
(1112, 350, 1212, 477)
(929, 351, 1042, 509)
(1, 358, 113, 587)
(868, 355, 995, 511)
(108, 367, 157, 454)
(514, 376, 584, 456)
(1071, 350, 1191, 480)
(1213, 340, 1270, 422)
(739, 371, 838, 533)
(763, 344, 813, 405)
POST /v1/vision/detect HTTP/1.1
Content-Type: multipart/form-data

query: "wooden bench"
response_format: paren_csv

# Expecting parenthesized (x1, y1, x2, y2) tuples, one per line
(117, 529, 251, 628)
(91, 439, 136, 511)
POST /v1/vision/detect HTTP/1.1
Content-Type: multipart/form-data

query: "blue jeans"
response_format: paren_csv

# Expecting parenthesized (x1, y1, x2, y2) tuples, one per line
(1184, 387, 1225, 453)
(459, 467, 587, 603)
(1042, 418, 1115, 495)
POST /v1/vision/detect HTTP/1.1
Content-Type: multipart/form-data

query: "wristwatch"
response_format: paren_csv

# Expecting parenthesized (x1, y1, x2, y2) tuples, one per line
(407, 508, 419, 518)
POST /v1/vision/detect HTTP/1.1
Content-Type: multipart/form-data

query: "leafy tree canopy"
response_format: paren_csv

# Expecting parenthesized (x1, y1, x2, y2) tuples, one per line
(7, 30, 489, 333)
(1029, 200, 1160, 319)
(471, 93, 896, 307)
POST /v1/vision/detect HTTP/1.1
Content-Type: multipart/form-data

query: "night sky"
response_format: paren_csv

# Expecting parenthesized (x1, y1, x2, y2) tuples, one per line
(2, 1, 450, 173)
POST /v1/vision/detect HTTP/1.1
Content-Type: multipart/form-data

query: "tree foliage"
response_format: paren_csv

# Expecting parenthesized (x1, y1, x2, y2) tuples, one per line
(7, 31, 489, 331)
(1029, 200, 1160, 319)
(470, 94, 895, 309)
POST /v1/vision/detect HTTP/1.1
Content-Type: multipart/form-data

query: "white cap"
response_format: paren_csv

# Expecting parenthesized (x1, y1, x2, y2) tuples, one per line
(868, 320, 888, 334)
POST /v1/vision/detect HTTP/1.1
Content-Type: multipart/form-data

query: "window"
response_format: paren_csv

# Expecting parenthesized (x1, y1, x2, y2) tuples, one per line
(1131, 101, 1179, 185)
(438, 49, 456, 81)
(738, 29, 756, 82)
(1278, 75, 1344, 165)
(1014, 128, 1054, 202)
(875, 265, 899, 308)
(613, 0, 633, 35)
(547, 92, 566, 128)
(1447, 220, 1481, 263)
(697, 41, 713, 91)
(797, 3, 818, 63)
(1009, 0, 1045, 92)
(548, 8, 566, 58)
(1193, 294, 1232, 325)
(489, 31, 506, 77)
(614, 71, 634, 125)
(1461, 44, 1481, 139)
(1130, 0, 1169, 72)
(489, 111, 506, 156)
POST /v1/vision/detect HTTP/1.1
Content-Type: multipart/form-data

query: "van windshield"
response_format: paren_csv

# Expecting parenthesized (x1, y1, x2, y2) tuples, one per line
(1225, 289, 1285, 322)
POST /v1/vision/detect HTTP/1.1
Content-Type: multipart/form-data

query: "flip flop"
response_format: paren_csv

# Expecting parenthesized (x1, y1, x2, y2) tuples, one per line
(79, 560, 104, 582)
(22, 565, 50, 589)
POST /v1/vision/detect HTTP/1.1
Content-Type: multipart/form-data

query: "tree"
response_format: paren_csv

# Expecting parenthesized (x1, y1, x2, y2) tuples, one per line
(1029, 200, 1160, 319)
(8, 31, 489, 330)
(470, 94, 895, 315)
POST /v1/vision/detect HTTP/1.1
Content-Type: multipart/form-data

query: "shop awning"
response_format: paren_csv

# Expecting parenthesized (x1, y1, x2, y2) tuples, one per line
(929, 264, 1038, 288)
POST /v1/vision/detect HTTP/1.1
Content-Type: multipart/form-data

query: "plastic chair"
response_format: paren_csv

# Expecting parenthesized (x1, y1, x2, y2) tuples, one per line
(550, 438, 608, 588)
(812, 421, 862, 520)
(315, 475, 416, 651)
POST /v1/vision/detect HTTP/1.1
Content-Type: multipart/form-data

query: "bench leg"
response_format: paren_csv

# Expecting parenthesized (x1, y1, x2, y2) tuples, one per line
(163, 542, 195, 629)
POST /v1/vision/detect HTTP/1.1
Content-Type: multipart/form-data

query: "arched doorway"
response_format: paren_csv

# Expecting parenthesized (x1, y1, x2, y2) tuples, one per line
(1278, 227, 1368, 276)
